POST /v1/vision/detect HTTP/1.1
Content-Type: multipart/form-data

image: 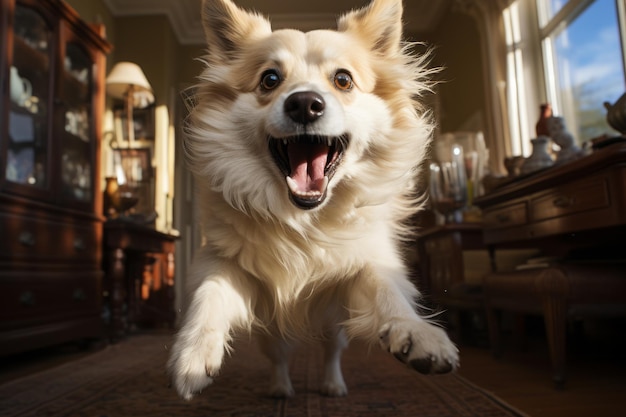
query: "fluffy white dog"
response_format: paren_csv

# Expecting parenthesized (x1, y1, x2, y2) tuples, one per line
(168, 0, 459, 400)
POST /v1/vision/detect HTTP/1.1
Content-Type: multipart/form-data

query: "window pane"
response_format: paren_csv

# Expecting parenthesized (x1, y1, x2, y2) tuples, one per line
(538, 0, 569, 25)
(550, 0, 625, 142)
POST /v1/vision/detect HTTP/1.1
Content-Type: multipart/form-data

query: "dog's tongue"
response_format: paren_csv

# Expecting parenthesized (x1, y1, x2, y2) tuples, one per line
(288, 142, 328, 193)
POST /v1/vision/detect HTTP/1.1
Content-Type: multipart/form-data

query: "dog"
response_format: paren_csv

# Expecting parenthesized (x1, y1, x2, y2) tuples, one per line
(168, 0, 459, 400)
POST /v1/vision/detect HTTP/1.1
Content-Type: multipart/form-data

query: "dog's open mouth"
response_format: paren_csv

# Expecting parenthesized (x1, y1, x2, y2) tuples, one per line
(269, 134, 347, 209)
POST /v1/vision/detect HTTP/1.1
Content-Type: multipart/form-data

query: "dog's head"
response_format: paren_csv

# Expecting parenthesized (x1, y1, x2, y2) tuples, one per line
(186, 0, 433, 219)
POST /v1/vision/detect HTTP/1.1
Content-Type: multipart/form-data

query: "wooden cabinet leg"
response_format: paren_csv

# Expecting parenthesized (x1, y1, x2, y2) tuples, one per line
(512, 313, 527, 352)
(485, 302, 502, 358)
(108, 247, 127, 342)
(542, 295, 567, 389)
(165, 251, 176, 327)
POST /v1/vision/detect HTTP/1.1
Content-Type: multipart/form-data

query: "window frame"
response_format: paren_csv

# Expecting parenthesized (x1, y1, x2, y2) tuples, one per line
(502, 0, 626, 156)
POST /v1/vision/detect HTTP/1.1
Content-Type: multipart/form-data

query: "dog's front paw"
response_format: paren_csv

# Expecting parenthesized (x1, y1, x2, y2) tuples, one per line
(321, 378, 348, 397)
(167, 331, 226, 400)
(379, 319, 459, 374)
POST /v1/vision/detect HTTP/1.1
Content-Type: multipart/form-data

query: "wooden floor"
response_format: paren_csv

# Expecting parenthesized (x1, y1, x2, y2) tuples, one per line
(1, 321, 625, 417)
(456, 317, 626, 417)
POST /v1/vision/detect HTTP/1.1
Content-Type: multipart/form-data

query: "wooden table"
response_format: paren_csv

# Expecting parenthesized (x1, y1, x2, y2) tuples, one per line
(417, 223, 485, 300)
(416, 223, 487, 342)
(103, 219, 179, 340)
(474, 141, 626, 387)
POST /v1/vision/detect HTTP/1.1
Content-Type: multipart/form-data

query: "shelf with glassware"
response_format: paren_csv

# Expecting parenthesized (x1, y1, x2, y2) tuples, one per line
(6, 96, 47, 182)
(0, 0, 111, 356)
(5, 8, 52, 192)
(58, 39, 96, 204)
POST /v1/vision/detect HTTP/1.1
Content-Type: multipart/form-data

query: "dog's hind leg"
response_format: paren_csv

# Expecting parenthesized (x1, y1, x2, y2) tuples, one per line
(257, 333, 295, 398)
(320, 326, 348, 397)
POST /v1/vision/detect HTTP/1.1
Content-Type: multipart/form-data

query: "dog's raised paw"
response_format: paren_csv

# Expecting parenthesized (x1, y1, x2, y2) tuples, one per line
(167, 332, 226, 400)
(379, 319, 459, 375)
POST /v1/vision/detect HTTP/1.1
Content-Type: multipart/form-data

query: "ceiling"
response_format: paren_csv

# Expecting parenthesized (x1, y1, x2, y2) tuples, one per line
(103, 0, 452, 45)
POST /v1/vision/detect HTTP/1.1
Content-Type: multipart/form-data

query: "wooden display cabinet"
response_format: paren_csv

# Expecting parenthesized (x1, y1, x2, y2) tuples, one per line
(0, 0, 111, 355)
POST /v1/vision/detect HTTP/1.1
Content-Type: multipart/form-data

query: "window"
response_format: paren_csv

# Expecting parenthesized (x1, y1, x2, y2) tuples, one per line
(504, 2, 533, 157)
(504, 0, 625, 154)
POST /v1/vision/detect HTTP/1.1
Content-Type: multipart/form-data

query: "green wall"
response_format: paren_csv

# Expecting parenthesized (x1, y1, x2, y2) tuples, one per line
(425, 11, 486, 134)
(113, 15, 177, 106)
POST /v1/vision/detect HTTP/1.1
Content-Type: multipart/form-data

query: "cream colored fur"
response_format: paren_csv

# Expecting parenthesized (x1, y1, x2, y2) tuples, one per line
(168, 0, 459, 400)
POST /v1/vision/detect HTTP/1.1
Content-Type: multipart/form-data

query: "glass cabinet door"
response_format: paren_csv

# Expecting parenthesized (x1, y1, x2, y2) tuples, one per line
(5, 4, 52, 189)
(58, 36, 94, 203)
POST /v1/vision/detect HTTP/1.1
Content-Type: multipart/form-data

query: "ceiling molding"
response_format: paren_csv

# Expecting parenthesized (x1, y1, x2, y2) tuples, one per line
(103, 0, 450, 45)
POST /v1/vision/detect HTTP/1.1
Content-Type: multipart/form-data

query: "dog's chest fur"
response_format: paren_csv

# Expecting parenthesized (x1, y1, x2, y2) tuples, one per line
(202, 191, 392, 296)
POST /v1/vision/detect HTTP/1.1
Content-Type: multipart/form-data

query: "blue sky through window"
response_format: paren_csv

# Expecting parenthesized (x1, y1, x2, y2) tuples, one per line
(553, 0, 624, 138)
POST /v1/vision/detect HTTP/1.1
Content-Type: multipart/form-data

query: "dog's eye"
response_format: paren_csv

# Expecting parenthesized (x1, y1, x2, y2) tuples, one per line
(333, 71, 353, 91)
(260, 70, 281, 91)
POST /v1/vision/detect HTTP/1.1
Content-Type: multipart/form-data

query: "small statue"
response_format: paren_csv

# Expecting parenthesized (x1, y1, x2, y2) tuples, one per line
(520, 136, 554, 174)
(536, 103, 552, 137)
(547, 116, 582, 164)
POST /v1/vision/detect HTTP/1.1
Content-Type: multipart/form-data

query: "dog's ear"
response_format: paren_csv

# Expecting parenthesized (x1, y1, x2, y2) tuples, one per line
(202, 0, 271, 60)
(337, 0, 403, 56)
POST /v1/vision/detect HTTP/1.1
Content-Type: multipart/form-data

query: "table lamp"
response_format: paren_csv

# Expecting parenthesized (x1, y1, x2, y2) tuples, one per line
(106, 61, 154, 143)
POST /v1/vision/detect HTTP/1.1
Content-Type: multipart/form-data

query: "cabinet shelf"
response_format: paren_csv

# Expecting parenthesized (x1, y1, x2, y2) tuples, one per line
(13, 36, 51, 71)
(61, 72, 90, 104)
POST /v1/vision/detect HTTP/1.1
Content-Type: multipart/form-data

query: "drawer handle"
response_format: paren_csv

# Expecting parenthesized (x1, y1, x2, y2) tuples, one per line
(73, 288, 87, 302)
(74, 237, 86, 251)
(19, 291, 36, 306)
(553, 196, 574, 208)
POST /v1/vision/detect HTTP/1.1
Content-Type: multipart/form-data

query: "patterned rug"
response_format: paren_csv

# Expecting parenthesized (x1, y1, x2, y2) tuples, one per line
(0, 332, 528, 417)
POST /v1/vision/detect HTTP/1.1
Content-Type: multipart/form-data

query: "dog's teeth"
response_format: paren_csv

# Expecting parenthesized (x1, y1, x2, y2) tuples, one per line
(286, 176, 298, 193)
(286, 176, 328, 198)
(327, 138, 332, 146)
(321, 176, 329, 190)
(283, 139, 288, 145)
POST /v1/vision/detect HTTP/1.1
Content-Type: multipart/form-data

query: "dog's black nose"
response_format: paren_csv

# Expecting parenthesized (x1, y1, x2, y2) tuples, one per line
(284, 91, 325, 124)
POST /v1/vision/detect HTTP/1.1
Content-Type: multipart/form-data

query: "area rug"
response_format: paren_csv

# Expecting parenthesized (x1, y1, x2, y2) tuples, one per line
(0, 332, 528, 417)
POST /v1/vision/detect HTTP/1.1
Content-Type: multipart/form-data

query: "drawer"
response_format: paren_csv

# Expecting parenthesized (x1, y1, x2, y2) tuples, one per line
(482, 201, 528, 229)
(0, 212, 99, 263)
(0, 271, 103, 327)
(530, 176, 610, 222)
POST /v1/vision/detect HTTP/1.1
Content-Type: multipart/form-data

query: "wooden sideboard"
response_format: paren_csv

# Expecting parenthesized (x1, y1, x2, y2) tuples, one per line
(476, 141, 626, 252)
(474, 141, 626, 387)
(103, 219, 179, 341)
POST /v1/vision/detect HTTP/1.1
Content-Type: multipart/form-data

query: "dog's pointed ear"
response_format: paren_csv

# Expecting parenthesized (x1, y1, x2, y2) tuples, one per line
(338, 0, 403, 56)
(202, 0, 271, 59)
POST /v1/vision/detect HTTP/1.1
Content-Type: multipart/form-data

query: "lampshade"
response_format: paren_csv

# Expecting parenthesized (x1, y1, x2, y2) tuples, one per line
(106, 62, 155, 108)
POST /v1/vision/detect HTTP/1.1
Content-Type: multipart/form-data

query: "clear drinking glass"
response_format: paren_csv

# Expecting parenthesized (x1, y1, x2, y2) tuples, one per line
(429, 144, 468, 224)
